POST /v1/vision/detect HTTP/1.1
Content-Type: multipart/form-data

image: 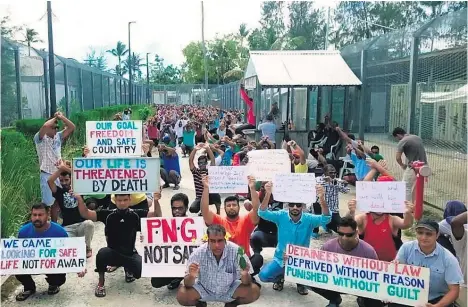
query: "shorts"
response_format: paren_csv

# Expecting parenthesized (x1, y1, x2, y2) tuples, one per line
(193, 280, 241, 303)
(151, 139, 159, 146)
(40, 171, 59, 206)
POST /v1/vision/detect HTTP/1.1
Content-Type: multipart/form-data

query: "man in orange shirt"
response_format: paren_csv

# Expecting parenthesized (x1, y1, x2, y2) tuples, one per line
(200, 175, 261, 274)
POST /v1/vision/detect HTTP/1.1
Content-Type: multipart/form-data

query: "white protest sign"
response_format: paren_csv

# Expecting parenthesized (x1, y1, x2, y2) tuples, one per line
(140, 217, 205, 277)
(0, 237, 86, 275)
(72, 157, 160, 194)
(208, 166, 248, 193)
(247, 149, 291, 181)
(356, 181, 406, 213)
(285, 244, 430, 306)
(272, 173, 316, 203)
(86, 120, 142, 157)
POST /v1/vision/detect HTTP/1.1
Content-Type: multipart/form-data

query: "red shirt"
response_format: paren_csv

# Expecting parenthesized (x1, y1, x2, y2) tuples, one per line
(212, 214, 256, 257)
(362, 213, 397, 261)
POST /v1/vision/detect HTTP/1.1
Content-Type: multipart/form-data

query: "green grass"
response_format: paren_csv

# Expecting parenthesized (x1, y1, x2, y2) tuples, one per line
(403, 206, 444, 239)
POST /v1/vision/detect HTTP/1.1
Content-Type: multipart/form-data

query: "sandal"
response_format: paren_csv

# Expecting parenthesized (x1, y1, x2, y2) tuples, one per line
(107, 266, 119, 273)
(167, 278, 182, 290)
(125, 271, 135, 283)
(272, 277, 284, 291)
(95, 285, 106, 298)
(15, 289, 36, 301)
(296, 284, 309, 295)
(47, 285, 60, 295)
(86, 248, 92, 258)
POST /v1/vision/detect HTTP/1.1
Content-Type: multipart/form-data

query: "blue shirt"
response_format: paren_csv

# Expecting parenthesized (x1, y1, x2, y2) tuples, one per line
(160, 152, 181, 175)
(350, 151, 370, 181)
(258, 209, 331, 265)
(183, 131, 195, 147)
(396, 241, 464, 300)
(18, 222, 68, 239)
(258, 122, 276, 143)
(220, 147, 233, 166)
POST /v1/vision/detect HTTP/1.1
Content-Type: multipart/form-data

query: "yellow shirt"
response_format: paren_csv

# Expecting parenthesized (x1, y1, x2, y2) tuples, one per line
(294, 163, 308, 173)
(111, 193, 147, 206)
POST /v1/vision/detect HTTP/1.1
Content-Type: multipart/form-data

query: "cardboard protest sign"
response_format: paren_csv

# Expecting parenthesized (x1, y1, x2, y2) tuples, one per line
(208, 166, 248, 193)
(140, 217, 205, 277)
(86, 120, 142, 157)
(1, 237, 86, 275)
(272, 173, 316, 203)
(356, 181, 406, 213)
(285, 244, 430, 306)
(247, 149, 291, 181)
(72, 157, 160, 194)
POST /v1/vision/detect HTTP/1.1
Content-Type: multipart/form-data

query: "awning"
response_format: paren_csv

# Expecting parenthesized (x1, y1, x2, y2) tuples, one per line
(244, 50, 362, 87)
(420, 84, 468, 104)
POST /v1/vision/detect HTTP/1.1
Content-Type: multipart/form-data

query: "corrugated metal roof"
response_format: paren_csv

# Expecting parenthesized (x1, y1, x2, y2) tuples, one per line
(244, 50, 362, 86)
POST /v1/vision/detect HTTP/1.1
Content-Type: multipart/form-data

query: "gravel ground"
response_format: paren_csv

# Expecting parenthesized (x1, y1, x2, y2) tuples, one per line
(4, 150, 362, 307)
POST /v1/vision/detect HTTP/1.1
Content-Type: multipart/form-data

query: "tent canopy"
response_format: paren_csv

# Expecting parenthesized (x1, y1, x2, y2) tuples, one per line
(420, 84, 468, 104)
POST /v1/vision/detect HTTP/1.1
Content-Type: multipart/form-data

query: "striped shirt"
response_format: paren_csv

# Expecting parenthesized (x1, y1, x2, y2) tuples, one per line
(34, 131, 63, 174)
(191, 167, 208, 199)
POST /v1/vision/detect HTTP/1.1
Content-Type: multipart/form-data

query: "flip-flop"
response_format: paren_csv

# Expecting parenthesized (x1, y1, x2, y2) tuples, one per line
(47, 286, 60, 295)
(15, 289, 36, 301)
(296, 285, 309, 295)
(107, 266, 119, 273)
(125, 271, 135, 283)
(272, 278, 284, 291)
(167, 279, 182, 290)
(95, 285, 106, 298)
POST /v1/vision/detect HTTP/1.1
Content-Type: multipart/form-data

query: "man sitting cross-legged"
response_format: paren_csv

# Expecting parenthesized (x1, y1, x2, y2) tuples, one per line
(176, 224, 261, 307)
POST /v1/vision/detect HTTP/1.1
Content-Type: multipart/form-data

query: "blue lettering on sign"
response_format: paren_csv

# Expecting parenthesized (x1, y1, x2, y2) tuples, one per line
(106, 159, 132, 169)
(117, 121, 138, 130)
(74, 159, 103, 169)
(96, 122, 112, 130)
(97, 138, 113, 145)
(117, 138, 136, 145)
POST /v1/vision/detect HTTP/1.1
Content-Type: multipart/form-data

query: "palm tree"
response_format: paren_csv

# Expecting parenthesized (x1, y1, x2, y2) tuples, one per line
(124, 53, 145, 80)
(106, 41, 128, 76)
(23, 28, 43, 56)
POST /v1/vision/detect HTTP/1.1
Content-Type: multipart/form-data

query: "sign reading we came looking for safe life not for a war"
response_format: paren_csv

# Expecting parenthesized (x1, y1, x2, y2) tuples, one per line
(285, 244, 430, 306)
(1, 237, 86, 275)
(72, 157, 160, 194)
(86, 120, 143, 157)
(140, 217, 205, 277)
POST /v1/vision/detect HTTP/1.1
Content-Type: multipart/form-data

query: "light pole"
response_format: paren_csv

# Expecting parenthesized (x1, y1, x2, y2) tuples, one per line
(47, 1, 57, 115)
(128, 21, 136, 105)
(201, 1, 208, 106)
(146, 52, 150, 104)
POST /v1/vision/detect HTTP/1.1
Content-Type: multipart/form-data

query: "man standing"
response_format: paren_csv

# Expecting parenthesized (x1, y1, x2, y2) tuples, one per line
(34, 112, 75, 221)
(176, 224, 260, 307)
(392, 127, 428, 202)
(15, 203, 69, 301)
(258, 115, 276, 148)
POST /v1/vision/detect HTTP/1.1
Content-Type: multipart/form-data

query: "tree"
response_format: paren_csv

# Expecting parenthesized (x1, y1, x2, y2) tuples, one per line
(83, 49, 108, 71)
(248, 1, 286, 50)
(106, 41, 128, 76)
(286, 2, 326, 50)
(124, 52, 145, 80)
(150, 54, 182, 84)
(22, 28, 43, 56)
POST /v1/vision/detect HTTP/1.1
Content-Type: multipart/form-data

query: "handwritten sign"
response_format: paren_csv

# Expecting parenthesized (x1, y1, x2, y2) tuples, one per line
(356, 182, 406, 213)
(272, 173, 316, 203)
(247, 149, 291, 181)
(1, 238, 86, 275)
(140, 217, 204, 277)
(285, 244, 429, 306)
(72, 157, 160, 194)
(208, 166, 248, 193)
(86, 120, 142, 157)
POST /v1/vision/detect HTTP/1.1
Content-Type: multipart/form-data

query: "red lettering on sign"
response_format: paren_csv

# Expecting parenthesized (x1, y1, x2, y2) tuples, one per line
(161, 219, 178, 243)
(180, 218, 196, 242)
(146, 219, 161, 244)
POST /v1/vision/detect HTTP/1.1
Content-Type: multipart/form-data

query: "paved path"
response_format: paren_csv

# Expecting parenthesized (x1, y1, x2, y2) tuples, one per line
(4, 150, 361, 306)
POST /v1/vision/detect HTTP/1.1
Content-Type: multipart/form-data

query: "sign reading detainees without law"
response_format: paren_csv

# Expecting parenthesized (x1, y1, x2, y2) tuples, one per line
(72, 157, 160, 194)
(86, 120, 142, 157)
(1, 237, 86, 275)
(140, 217, 204, 277)
(285, 244, 430, 306)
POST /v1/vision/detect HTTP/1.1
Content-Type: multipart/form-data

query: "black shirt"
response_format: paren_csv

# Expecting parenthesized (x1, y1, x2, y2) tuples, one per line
(97, 209, 148, 256)
(52, 187, 85, 227)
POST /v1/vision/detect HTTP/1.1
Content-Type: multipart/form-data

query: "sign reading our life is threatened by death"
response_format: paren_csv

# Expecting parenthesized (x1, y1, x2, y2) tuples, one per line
(272, 173, 316, 203)
(246, 149, 291, 181)
(356, 181, 406, 213)
(208, 166, 248, 193)
(86, 120, 142, 157)
(1, 237, 86, 275)
(140, 217, 205, 277)
(285, 244, 430, 306)
(72, 157, 160, 194)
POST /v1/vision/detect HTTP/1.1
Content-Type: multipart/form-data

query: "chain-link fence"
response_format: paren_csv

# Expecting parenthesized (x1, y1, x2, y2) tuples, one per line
(341, 9, 467, 209)
(1, 38, 153, 127)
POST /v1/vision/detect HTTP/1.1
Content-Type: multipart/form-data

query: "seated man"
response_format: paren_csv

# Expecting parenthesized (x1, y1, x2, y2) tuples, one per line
(449, 211, 467, 307)
(309, 217, 383, 307)
(176, 224, 260, 307)
(389, 219, 464, 307)
(159, 141, 181, 190)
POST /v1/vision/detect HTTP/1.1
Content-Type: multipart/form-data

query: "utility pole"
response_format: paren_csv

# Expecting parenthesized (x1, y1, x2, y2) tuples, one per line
(47, 1, 57, 116)
(146, 52, 150, 104)
(325, 6, 330, 50)
(128, 21, 136, 105)
(201, 1, 209, 106)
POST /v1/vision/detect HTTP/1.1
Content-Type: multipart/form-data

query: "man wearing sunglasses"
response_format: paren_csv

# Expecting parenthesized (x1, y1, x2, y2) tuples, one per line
(258, 182, 331, 295)
(309, 217, 384, 307)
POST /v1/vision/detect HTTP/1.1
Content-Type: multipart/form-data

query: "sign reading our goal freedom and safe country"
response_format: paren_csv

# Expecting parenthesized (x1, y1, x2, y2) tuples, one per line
(1, 237, 86, 275)
(86, 120, 142, 157)
(140, 217, 205, 277)
(285, 244, 430, 306)
(72, 157, 160, 194)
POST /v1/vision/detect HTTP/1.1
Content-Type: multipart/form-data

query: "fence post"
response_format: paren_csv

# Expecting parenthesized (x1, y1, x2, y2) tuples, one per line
(14, 48, 23, 120)
(91, 72, 95, 109)
(358, 49, 368, 140)
(43, 57, 50, 117)
(306, 86, 311, 132)
(100, 74, 104, 107)
(63, 63, 69, 116)
(78, 68, 84, 111)
(107, 76, 111, 106)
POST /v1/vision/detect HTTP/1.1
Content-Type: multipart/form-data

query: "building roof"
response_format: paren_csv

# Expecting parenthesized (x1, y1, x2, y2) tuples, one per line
(244, 50, 362, 87)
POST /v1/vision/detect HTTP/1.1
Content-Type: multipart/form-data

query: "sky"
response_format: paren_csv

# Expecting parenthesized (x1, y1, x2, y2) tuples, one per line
(1, 1, 336, 68)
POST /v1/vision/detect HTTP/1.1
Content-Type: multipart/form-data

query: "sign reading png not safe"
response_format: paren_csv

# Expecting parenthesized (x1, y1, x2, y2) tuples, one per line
(1, 237, 86, 275)
(72, 157, 160, 194)
(86, 120, 142, 157)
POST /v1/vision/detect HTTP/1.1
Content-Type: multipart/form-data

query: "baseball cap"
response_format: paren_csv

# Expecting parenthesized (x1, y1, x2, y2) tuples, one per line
(415, 219, 439, 233)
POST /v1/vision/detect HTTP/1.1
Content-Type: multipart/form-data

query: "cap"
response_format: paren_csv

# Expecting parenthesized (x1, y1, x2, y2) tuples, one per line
(415, 219, 439, 233)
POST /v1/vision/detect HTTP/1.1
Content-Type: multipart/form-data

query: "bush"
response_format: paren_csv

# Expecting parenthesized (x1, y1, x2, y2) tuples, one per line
(137, 106, 152, 121)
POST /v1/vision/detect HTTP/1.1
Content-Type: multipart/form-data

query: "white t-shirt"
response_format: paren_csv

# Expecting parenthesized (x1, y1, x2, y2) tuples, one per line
(451, 226, 468, 285)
